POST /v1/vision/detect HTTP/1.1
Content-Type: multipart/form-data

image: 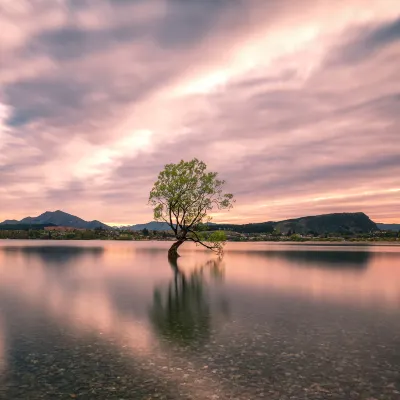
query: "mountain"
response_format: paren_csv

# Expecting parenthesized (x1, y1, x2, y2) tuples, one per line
(121, 221, 219, 231)
(1, 211, 382, 234)
(121, 212, 377, 235)
(203, 212, 378, 235)
(207, 213, 377, 235)
(0, 219, 20, 225)
(376, 223, 400, 231)
(121, 221, 172, 231)
(274, 212, 378, 235)
(208, 222, 275, 234)
(0, 223, 56, 231)
(0, 210, 111, 230)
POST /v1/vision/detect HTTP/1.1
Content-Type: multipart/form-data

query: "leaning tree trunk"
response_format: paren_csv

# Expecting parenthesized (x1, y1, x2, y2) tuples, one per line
(168, 239, 185, 259)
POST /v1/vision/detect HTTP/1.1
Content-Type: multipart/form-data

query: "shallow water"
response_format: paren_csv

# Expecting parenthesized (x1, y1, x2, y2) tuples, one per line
(0, 240, 399, 399)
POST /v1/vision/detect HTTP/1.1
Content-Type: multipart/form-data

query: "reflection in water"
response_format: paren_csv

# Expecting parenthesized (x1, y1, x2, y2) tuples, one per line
(260, 249, 371, 269)
(0, 241, 399, 399)
(150, 258, 225, 346)
(1, 245, 104, 265)
(222, 245, 400, 309)
(1, 308, 189, 400)
(0, 315, 5, 375)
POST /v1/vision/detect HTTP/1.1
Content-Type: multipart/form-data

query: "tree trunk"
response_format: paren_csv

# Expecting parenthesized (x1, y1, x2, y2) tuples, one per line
(168, 239, 185, 259)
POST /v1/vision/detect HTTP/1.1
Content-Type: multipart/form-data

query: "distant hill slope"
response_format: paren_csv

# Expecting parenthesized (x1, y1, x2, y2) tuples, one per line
(121, 221, 172, 231)
(123, 221, 274, 234)
(0, 210, 111, 230)
(207, 213, 377, 235)
(1, 211, 381, 234)
(274, 212, 378, 235)
(122, 212, 377, 235)
(208, 222, 275, 234)
(0, 223, 56, 231)
(1, 219, 20, 225)
(376, 223, 400, 231)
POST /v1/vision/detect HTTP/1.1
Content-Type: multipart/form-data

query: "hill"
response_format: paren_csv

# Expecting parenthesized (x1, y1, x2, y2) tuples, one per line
(0, 210, 111, 230)
(1, 211, 381, 234)
(274, 212, 378, 235)
(208, 222, 275, 234)
(376, 223, 400, 232)
(121, 212, 377, 235)
(0, 223, 56, 231)
(120, 221, 172, 231)
(1, 219, 20, 225)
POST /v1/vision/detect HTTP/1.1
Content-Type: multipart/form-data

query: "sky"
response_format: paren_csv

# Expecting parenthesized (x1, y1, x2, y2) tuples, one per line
(0, 0, 399, 225)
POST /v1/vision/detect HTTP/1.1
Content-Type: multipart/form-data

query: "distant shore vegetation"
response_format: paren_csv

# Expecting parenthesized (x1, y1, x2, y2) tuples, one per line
(0, 226, 398, 242)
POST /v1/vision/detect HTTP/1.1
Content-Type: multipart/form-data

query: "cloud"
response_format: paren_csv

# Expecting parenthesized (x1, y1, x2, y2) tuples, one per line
(0, 0, 399, 223)
(363, 17, 400, 47)
(331, 17, 400, 64)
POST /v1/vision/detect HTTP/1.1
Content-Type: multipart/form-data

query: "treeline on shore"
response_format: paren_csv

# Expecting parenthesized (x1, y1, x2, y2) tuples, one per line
(0, 226, 399, 242)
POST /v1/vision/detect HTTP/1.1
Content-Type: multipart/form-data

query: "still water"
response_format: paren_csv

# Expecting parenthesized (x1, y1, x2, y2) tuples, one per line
(0, 240, 399, 399)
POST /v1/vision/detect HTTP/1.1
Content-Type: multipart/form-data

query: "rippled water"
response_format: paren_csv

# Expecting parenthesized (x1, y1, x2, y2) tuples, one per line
(0, 240, 399, 399)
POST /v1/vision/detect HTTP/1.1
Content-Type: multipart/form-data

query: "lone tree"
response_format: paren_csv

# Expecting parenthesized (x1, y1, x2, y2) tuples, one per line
(149, 158, 234, 259)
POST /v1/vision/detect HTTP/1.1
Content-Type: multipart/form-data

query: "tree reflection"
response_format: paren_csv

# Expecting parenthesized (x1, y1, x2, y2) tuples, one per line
(149, 258, 225, 346)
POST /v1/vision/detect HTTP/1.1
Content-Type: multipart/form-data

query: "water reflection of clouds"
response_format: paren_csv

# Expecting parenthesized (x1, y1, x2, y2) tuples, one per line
(1, 245, 104, 266)
(225, 245, 374, 268)
(1, 242, 400, 319)
(252, 249, 371, 269)
(0, 242, 227, 331)
(0, 243, 231, 398)
(0, 315, 6, 374)
(0, 242, 399, 400)
(0, 244, 155, 352)
(222, 244, 400, 309)
(0, 243, 228, 353)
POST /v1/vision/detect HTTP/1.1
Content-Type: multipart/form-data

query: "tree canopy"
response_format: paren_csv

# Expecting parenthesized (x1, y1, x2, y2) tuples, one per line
(149, 158, 234, 257)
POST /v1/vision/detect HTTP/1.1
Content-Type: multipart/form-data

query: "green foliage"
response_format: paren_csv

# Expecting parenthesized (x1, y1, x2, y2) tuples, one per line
(193, 230, 227, 254)
(196, 230, 226, 241)
(81, 230, 96, 240)
(142, 228, 149, 236)
(195, 222, 208, 232)
(118, 233, 133, 240)
(28, 230, 42, 239)
(149, 158, 234, 254)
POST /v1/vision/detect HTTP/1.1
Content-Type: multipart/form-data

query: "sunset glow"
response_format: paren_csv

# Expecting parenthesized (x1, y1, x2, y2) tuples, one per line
(1, 0, 399, 224)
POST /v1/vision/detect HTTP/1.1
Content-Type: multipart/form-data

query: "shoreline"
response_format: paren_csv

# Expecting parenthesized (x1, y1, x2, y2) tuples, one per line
(0, 238, 399, 246)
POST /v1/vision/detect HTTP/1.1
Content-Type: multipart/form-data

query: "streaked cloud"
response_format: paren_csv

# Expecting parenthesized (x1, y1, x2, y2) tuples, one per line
(1, 0, 399, 223)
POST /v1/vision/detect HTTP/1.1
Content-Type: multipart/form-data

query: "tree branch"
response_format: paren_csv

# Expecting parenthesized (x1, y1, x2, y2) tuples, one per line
(168, 206, 177, 235)
(186, 237, 222, 253)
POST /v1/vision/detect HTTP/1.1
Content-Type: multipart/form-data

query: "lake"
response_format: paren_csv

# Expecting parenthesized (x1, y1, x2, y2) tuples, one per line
(0, 240, 399, 399)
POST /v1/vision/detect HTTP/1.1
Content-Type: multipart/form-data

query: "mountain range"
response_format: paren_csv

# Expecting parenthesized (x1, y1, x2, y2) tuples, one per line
(0, 210, 110, 230)
(208, 212, 378, 235)
(117, 212, 381, 234)
(376, 223, 400, 231)
(274, 212, 378, 234)
(1, 210, 398, 233)
(119, 221, 172, 231)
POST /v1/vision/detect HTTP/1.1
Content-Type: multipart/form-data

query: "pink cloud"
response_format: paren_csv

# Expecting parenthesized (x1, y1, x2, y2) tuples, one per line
(0, 0, 399, 224)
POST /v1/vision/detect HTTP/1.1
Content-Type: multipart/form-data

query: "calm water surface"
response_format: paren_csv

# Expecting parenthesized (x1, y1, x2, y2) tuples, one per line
(0, 240, 399, 399)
